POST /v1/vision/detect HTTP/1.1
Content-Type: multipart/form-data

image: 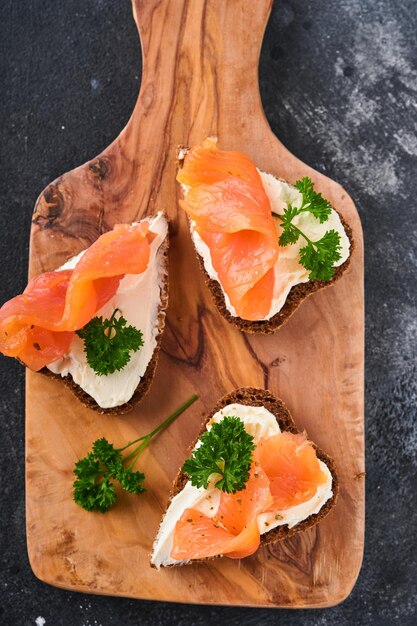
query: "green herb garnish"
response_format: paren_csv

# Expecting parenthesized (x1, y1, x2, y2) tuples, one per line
(273, 176, 342, 282)
(73, 394, 199, 513)
(182, 416, 255, 494)
(76, 308, 143, 376)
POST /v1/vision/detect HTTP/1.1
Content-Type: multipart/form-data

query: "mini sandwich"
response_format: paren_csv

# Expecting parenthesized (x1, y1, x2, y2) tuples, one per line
(177, 138, 352, 333)
(151, 387, 337, 568)
(0, 212, 168, 414)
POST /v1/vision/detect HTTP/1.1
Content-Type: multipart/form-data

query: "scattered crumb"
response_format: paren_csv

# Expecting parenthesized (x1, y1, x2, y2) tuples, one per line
(394, 129, 417, 157)
(334, 56, 344, 77)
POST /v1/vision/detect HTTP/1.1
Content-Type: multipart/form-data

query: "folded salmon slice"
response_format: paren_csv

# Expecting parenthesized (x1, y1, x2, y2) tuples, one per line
(171, 455, 271, 561)
(177, 138, 279, 320)
(0, 222, 155, 371)
(257, 432, 328, 511)
(171, 431, 327, 562)
(171, 509, 261, 561)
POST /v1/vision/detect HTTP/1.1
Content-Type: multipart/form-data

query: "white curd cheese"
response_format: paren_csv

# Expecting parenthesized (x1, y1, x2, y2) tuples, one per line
(47, 212, 168, 409)
(151, 403, 333, 568)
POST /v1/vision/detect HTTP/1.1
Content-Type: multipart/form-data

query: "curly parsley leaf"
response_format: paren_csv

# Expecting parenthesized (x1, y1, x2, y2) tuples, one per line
(278, 206, 301, 246)
(116, 467, 145, 494)
(295, 176, 332, 223)
(76, 309, 143, 376)
(73, 453, 117, 513)
(182, 416, 255, 494)
(299, 229, 342, 281)
(73, 394, 198, 513)
(272, 177, 342, 282)
(92, 437, 122, 466)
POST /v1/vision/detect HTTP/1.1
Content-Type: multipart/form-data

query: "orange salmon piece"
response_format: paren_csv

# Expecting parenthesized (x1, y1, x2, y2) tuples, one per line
(177, 138, 279, 320)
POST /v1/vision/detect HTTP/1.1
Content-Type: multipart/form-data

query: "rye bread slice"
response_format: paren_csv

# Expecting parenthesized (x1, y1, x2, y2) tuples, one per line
(153, 386, 338, 566)
(177, 148, 354, 334)
(40, 236, 169, 415)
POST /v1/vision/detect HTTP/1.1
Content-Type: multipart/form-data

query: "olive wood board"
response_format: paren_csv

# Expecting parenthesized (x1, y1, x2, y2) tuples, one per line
(25, 0, 364, 608)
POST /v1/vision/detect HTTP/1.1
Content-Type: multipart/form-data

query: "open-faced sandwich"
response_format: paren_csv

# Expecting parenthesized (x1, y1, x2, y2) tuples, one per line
(151, 387, 337, 568)
(177, 138, 352, 333)
(0, 212, 168, 413)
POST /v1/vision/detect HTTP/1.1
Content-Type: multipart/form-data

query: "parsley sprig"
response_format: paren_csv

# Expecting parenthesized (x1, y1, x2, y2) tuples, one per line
(73, 394, 198, 513)
(182, 416, 255, 494)
(76, 308, 143, 376)
(273, 177, 342, 282)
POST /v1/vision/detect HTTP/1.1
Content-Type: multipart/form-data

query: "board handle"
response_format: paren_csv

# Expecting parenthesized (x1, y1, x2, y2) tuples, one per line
(132, 0, 274, 142)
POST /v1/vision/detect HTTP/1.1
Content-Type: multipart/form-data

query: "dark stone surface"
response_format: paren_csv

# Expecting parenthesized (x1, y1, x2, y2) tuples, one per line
(0, 0, 416, 624)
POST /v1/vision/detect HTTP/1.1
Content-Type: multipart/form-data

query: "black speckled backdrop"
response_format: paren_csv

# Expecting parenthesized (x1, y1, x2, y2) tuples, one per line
(0, 1, 416, 625)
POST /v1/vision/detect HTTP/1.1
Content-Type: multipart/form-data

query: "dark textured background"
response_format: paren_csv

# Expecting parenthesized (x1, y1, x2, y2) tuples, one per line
(0, 0, 416, 624)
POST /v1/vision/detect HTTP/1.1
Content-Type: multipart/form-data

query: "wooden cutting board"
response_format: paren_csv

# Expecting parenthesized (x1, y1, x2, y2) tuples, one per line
(26, 0, 364, 607)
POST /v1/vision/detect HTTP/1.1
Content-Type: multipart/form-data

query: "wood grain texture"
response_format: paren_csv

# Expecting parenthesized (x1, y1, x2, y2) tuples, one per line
(26, 0, 364, 607)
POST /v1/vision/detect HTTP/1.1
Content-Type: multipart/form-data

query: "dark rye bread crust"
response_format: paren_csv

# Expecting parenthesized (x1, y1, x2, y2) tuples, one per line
(196, 213, 354, 335)
(156, 387, 338, 566)
(40, 236, 169, 415)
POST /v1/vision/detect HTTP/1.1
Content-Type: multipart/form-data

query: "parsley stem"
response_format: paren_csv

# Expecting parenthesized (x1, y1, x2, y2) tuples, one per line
(272, 211, 316, 248)
(104, 308, 120, 339)
(118, 394, 199, 459)
(146, 394, 199, 440)
(121, 438, 147, 457)
(128, 438, 150, 470)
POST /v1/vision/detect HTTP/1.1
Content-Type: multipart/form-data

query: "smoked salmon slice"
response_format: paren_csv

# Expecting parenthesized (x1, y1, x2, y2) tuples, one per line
(257, 432, 327, 511)
(215, 448, 272, 536)
(171, 509, 261, 562)
(171, 431, 326, 561)
(171, 451, 272, 561)
(0, 222, 155, 371)
(177, 138, 279, 320)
